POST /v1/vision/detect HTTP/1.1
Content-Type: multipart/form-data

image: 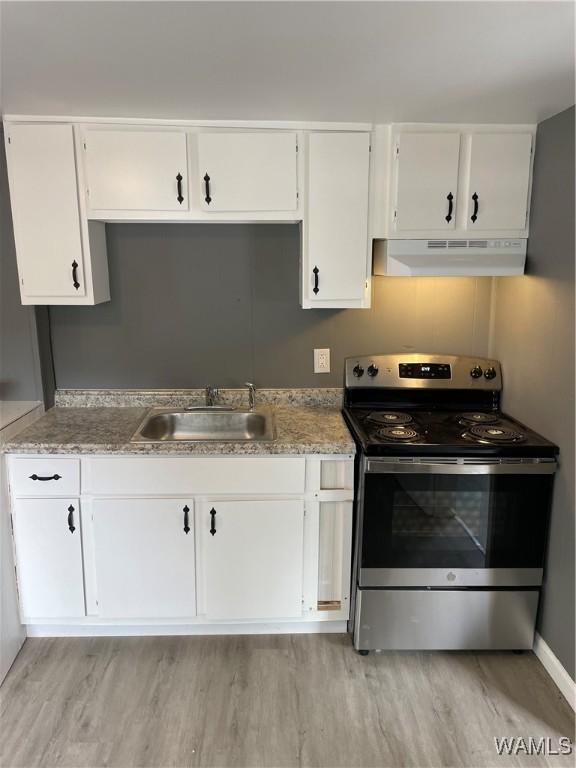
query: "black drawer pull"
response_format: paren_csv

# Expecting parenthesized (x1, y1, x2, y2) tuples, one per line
(67, 505, 76, 533)
(471, 192, 479, 223)
(313, 266, 319, 295)
(183, 504, 190, 534)
(72, 261, 80, 290)
(445, 192, 454, 223)
(209, 507, 217, 536)
(30, 473, 61, 481)
(204, 173, 212, 205)
(176, 173, 184, 204)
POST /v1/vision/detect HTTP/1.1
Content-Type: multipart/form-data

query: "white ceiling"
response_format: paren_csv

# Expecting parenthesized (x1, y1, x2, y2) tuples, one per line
(1, 1, 574, 124)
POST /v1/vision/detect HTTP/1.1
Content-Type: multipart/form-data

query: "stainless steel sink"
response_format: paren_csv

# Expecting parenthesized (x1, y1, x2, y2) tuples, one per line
(131, 407, 276, 442)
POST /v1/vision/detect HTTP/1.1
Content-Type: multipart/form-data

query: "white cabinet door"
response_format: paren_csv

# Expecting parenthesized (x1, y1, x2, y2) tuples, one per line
(92, 498, 196, 618)
(198, 500, 304, 620)
(4, 124, 87, 299)
(84, 129, 188, 211)
(465, 133, 532, 230)
(197, 132, 297, 211)
(11, 498, 85, 619)
(394, 132, 461, 231)
(1, 455, 26, 679)
(304, 132, 370, 303)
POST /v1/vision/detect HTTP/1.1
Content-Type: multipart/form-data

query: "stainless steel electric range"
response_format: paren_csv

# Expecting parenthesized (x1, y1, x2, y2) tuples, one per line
(342, 353, 559, 653)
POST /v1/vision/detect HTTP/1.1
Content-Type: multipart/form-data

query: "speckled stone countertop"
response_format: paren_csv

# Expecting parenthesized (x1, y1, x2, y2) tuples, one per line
(2, 404, 356, 456)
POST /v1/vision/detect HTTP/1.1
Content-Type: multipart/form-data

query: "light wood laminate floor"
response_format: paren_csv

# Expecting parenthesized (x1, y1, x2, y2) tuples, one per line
(0, 634, 573, 768)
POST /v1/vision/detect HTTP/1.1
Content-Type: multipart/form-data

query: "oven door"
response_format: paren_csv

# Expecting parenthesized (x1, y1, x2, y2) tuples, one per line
(360, 459, 556, 588)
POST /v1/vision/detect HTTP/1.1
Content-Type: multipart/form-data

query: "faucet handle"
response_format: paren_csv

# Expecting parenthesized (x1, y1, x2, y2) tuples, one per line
(205, 385, 219, 406)
(244, 382, 256, 410)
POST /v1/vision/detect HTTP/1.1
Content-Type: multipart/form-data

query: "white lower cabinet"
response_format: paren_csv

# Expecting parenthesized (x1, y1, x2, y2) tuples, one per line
(92, 498, 196, 618)
(11, 498, 85, 619)
(8, 455, 353, 630)
(198, 500, 305, 620)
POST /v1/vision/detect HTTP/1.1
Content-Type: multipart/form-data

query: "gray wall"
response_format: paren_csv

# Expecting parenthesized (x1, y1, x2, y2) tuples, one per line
(49, 223, 492, 388)
(491, 106, 575, 679)
(0, 126, 45, 402)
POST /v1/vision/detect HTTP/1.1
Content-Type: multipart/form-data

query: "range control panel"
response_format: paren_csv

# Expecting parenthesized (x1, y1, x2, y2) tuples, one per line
(399, 362, 451, 380)
(345, 354, 502, 390)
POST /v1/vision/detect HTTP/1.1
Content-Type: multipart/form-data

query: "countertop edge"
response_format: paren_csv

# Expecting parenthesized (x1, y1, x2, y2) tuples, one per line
(2, 442, 356, 456)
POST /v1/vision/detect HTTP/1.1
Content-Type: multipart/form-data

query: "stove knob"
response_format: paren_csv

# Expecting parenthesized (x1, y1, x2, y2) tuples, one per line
(484, 366, 497, 380)
(352, 364, 365, 378)
(470, 366, 483, 379)
(367, 364, 379, 377)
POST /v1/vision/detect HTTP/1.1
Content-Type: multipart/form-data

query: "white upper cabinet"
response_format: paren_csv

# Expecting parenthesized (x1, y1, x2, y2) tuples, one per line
(11, 498, 85, 619)
(83, 129, 188, 211)
(92, 498, 196, 619)
(394, 132, 461, 231)
(302, 132, 370, 308)
(5, 125, 83, 298)
(197, 132, 297, 211)
(465, 133, 533, 231)
(197, 500, 305, 620)
(4, 123, 109, 305)
(373, 124, 535, 241)
(3, 117, 537, 306)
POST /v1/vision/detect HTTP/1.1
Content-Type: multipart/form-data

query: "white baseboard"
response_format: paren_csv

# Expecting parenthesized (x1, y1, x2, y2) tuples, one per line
(25, 620, 348, 638)
(533, 632, 576, 711)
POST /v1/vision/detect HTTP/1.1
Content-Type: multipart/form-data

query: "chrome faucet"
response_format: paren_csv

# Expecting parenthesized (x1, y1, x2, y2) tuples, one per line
(205, 386, 219, 407)
(245, 382, 256, 410)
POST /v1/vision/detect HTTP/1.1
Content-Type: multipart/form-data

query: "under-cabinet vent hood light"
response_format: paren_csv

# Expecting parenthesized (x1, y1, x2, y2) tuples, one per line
(373, 239, 527, 277)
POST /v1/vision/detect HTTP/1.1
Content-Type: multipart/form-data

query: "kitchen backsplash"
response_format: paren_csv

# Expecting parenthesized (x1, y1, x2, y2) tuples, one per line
(54, 388, 343, 408)
(47, 223, 493, 389)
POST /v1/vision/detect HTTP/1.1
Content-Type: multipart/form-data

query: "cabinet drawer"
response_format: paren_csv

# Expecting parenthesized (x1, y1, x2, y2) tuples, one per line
(84, 456, 306, 496)
(9, 458, 80, 496)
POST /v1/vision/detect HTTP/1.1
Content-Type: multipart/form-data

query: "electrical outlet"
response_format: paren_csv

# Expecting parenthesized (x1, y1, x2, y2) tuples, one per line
(314, 348, 330, 374)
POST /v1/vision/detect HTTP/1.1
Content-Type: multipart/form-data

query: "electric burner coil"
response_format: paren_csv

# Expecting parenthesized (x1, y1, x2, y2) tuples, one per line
(467, 424, 526, 443)
(376, 426, 420, 442)
(367, 412, 413, 426)
(458, 412, 500, 425)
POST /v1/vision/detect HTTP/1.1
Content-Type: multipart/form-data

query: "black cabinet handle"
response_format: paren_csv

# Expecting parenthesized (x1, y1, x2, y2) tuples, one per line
(67, 505, 75, 534)
(313, 266, 319, 295)
(176, 173, 184, 205)
(471, 192, 479, 223)
(204, 173, 212, 205)
(209, 507, 217, 536)
(445, 192, 454, 223)
(29, 473, 61, 481)
(72, 261, 80, 290)
(183, 504, 190, 534)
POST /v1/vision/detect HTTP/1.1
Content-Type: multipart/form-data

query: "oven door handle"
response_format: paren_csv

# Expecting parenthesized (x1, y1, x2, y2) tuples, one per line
(365, 459, 557, 475)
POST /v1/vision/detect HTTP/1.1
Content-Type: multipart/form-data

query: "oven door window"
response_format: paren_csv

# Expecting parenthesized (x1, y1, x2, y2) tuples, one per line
(362, 472, 552, 569)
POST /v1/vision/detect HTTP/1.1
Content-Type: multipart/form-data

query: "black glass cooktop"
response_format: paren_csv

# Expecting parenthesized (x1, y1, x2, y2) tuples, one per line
(342, 408, 559, 458)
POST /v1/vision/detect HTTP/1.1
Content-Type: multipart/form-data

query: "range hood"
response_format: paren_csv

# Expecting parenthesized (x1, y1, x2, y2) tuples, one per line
(373, 239, 527, 277)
